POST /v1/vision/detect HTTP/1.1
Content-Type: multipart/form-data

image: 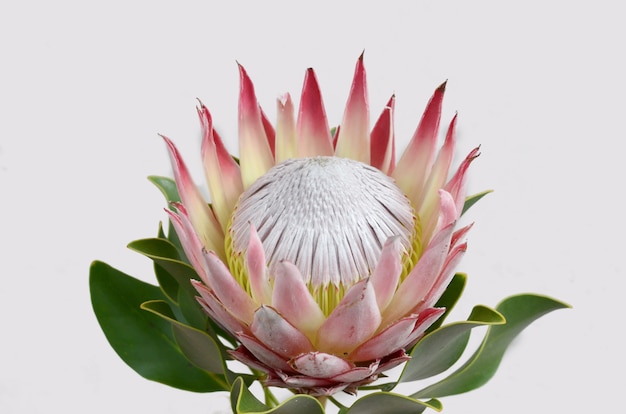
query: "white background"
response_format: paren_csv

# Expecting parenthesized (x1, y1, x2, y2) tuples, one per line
(1, 1, 622, 413)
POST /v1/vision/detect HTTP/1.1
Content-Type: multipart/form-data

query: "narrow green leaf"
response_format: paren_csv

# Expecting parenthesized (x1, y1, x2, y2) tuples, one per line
(141, 300, 226, 375)
(89, 261, 226, 392)
(425, 273, 466, 333)
(230, 378, 325, 414)
(345, 392, 441, 414)
(462, 189, 492, 215)
(149, 177, 184, 250)
(154, 262, 180, 304)
(127, 238, 199, 295)
(149, 175, 181, 203)
(230, 377, 269, 413)
(128, 237, 182, 261)
(400, 305, 504, 383)
(177, 281, 209, 330)
(412, 294, 570, 398)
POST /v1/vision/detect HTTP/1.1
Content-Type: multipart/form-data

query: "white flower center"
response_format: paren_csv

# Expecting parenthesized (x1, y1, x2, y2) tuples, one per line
(229, 156, 415, 289)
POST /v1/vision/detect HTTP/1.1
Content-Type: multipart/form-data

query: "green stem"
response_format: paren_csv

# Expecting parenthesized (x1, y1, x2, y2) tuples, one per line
(316, 395, 327, 409)
(263, 386, 279, 407)
(328, 396, 347, 410)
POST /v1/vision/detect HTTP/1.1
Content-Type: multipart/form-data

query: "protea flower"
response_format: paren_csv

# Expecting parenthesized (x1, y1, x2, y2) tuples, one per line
(162, 55, 479, 397)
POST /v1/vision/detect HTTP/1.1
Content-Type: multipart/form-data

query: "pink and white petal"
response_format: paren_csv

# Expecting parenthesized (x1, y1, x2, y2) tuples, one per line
(162, 135, 225, 257)
(371, 236, 403, 312)
(334, 53, 370, 163)
(192, 280, 248, 334)
(212, 128, 244, 204)
(332, 124, 340, 149)
(451, 223, 473, 250)
(197, 104, 243, 201)
(266, 375, 349, 397)
(445, 146, 481, 215)
(290, 352, 353, 379)
(370, 95, 396, 174)
(199, 104, 243, 231)
(308, 384, 350, 397)
(421, 242, 467, 310)
(228, 346, 273, 373)
(422, 189, 458, 244)
(402, 307, 446, 349)
(417, 190, 455, 249)
(381, 222, 455, 326)
(415, 114, 457, 214)
(330, 361, 379, 383)
(263, 375, 291, 389)
(250, 306, 315, 358)
(245, 225, 272, 305)
(275, 93, 297, 163)
(236, 332, 293, 372)
(164, 207, 208, 282)
(393, 82, 447, 205)
(272, 261, 326, 339)
(276, 371, 337, 388)
(317, 279, 382, 355)
(296, 68, 333, 157)
(237, 64, 275, 189)
(260, 105, 276, 156)
(348, 315, 419, 362)
(201, 250, 257, 324)
(374, 350, 411, 374)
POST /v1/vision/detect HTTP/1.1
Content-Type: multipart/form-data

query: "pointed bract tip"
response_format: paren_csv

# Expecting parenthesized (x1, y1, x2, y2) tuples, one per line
(159, 133, 172, 144)
(237, 62, 253, 84)
(438, 80, 448, 92)
(278, 92, 291, 106)
(385, 94, 396, 108)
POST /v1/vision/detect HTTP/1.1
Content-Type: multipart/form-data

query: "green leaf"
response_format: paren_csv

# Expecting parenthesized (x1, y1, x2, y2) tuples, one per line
(400, 305, 505, 383)
(425, 273, 466, 333)
(230, 377, 268, 413)
(149, 175, 181, 203)
(127, 238, 199, 295)
(141, 300, 226, 375)
(89, 261, 228, 392)
(462, 189, 492, 215)
(149, 175, 184, 249)
(344, 392, 441, 414)
(176, 281, 209, 330)
(154, 262, 181, 304)
(230, 377, 325, 414)
(412, 294, 570, 398)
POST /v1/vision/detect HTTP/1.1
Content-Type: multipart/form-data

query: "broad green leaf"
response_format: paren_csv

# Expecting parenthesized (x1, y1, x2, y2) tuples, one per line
(462, 189, 492, 215)
(344, 393, 441, 414)
(127, 238, 199, 295)
(89, 261, 227, 392)
(141, 300, 225, 375)
(400, 305, 504, 383)
(425, 273, 466, 333)
(412, 294, 570, 398)
(230, 378, 325, 414)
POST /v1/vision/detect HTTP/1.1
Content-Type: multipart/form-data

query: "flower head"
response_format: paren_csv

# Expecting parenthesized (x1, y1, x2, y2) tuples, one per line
(162, 55, 479, 396)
